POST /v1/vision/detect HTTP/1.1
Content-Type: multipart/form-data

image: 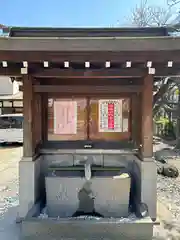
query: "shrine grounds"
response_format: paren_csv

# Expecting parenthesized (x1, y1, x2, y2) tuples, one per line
(0, 142, 179, 239)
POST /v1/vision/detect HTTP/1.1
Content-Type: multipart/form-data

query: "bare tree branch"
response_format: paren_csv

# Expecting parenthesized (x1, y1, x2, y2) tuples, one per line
(164, 104, 178, 112)
(131, 0, 153, 27)
(130, 0, 174, 27)
(130, 0, 180, 111)
(167, 0, 180, 7)
(150, 6, 174, 26)
(153, 78, 172, 105)
(129, 0, 180, 141)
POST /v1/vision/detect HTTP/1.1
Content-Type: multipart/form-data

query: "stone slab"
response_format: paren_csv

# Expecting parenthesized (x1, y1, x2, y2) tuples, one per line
(21, 217, 154, 240)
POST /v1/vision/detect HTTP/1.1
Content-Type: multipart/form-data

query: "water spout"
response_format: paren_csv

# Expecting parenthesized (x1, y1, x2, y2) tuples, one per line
(84, 156, 93, 180)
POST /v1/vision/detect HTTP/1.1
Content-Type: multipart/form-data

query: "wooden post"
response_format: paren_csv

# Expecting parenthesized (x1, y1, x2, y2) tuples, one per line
(41, 93, 48, 142)
(33, 92, 42, 152)
(141, 74, 153, 159)
(23, 75, 34, 157)
(176, 85, 180, 148)
(38, 93, 42, 145)
(137, 93, 142, 149)
(131, 93, 141, 147)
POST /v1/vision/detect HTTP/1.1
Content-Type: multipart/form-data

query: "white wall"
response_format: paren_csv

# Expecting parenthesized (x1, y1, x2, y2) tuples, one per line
(12, 80, 19, 94)
(0, 77, 19, 95)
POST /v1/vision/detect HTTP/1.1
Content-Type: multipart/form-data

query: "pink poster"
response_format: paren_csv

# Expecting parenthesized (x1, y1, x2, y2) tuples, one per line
(54, 101, 77, 134)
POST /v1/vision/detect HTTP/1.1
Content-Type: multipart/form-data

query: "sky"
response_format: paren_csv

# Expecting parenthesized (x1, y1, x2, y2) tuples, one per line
(0, 0, 169, 27)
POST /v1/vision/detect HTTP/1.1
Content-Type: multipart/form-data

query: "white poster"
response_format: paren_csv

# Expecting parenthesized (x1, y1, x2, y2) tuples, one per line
(54, 101, 77, 134)
(48, 98, 53, 107)
(98, 99, 122, 132)
(123, 118, 129, 132)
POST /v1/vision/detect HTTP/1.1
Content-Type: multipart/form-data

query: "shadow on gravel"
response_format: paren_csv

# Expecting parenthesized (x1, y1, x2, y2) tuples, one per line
(0, 204, 20, 240)
(153, 136, 162, 145)
(159, 138, 177, 148)
(153, 220, 180, 239)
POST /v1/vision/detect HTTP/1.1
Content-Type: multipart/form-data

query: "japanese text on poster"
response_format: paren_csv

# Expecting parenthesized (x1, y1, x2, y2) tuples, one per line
(98, 99, 122, 132)
(54, 101, 77, 134)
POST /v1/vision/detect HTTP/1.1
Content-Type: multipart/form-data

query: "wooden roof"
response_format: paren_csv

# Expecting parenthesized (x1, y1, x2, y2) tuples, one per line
(0, 35, 180, 64)
(0, 36, 179, 52)
(9, 27, 168, 37)
(0, 27, 179, 78)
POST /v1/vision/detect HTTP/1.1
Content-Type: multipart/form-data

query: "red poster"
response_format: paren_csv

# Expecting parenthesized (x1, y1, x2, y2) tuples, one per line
(108, 103, 115, 129)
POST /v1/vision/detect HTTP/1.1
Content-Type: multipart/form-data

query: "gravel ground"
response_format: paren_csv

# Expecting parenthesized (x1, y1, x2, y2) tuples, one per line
(154, 138, 180, 220)
(153, 170, 180, 239)
(153, 138, 180, 239)
(157, 165, 180, 220)
(0, 145, 21, 240)
(0, 141, 180, 239)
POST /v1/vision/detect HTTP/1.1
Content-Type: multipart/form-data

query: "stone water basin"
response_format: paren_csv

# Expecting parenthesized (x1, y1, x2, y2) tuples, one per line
(45, 168, 131, 218)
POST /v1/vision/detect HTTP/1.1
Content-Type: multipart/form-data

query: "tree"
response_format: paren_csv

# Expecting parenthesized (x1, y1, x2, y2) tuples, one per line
(130, 0, 180, 144)
(167, 0, 180, 7)
(131, 0, 175, 27)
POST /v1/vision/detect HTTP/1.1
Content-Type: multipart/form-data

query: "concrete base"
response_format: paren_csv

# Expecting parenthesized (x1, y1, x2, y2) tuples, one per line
(18, 152, 156, 240)
(18, 156, 42, 219)
(21, 216, 154, 240)
(18, 152, 157, 222)
(133, 158, 157, 220)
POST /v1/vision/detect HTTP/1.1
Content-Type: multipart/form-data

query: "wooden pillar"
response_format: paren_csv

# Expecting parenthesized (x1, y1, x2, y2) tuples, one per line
(33, 92, 42, 152)
(23, 75, 34, 157)
(137, 93, 142, 148)
(140, 74, 153, 159)
(176, 85, 180, 148)
(41, 93, 48, 142)
(131, 93, 141, 147)
(38, 93, 42, 144)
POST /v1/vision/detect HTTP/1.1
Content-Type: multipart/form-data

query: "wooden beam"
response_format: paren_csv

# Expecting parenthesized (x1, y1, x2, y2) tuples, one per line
(0, 67, 145, 78)
(0, 65, 180, 78)
(23, 75, 34, 157)
(33, 68, 145, 78)
(1, 50, 180, 63)
(48, 92, 133, 98)
(141, 74, 153, 159)
(33, 67, 180, 78)
(33, 85, 143, 93)
(37, 77, 142, 85)
(0, 67, 21, 77)
(155, 68, 180, 77)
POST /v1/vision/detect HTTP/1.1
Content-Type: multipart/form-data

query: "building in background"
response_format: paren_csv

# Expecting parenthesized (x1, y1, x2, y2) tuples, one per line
(0, 77, 23, 115)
